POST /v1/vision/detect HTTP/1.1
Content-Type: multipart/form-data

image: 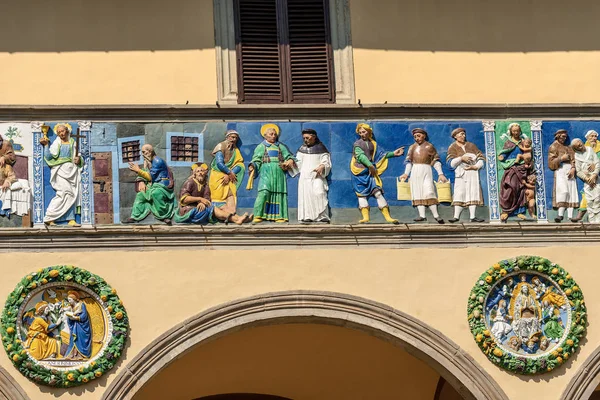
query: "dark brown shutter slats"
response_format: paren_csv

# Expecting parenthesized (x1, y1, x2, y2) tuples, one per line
(235, 0, 335, 104)
(235, 0, 284, 103)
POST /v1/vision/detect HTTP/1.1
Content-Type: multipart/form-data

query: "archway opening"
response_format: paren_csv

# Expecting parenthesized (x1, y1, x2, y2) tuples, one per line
(134, 323, 463, 400)
(104, 291, 505, 400)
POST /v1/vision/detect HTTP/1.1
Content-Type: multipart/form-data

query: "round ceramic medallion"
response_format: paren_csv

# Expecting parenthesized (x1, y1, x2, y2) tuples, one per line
(467, 256, 586, 374)
(1, 266, 128, 387)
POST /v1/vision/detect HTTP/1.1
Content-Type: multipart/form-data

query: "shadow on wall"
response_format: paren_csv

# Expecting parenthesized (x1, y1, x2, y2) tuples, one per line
(0, 0, 216, 52)
(4, 0, 600, 53)
(351, 0, 600, 52)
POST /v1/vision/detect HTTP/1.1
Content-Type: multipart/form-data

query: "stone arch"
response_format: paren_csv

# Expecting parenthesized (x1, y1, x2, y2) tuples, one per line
(102, 291, 508, 400)
(561, 346, 600, 400)
(0, 365, 29, 400)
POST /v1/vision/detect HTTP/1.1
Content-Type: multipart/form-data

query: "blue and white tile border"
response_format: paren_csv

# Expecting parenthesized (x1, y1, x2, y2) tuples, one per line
(31, 121, 44, 227)
(530, 120, 548, 223)
(78, 121, 93, 227)
(483, 121, 500, 223)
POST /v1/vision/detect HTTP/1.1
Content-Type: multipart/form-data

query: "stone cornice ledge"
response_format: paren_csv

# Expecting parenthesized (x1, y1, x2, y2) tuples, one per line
(0, 223, 598, 251)
(3, 103, 600, 121)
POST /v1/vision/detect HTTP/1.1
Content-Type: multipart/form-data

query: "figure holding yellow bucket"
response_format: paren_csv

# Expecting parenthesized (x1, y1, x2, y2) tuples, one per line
(399, 128, 447, 224)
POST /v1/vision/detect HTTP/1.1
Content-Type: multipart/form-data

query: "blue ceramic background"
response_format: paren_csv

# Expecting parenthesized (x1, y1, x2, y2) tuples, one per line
(26, 119, 600, 225)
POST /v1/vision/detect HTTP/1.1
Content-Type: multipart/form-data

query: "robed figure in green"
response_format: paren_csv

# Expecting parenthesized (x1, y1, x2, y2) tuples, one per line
(247, 124, 297, 223)
(124, 144, 176, 224)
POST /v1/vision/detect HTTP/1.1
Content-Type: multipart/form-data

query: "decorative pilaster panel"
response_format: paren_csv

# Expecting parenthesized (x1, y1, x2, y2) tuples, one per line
(531, 120, 548, 223)
(483, 121, 500, 223)
(213, 0, 238, 104)
(78, 121, 93, 227)
(31, 121, 44, 227)
(329, 0, 356, 104)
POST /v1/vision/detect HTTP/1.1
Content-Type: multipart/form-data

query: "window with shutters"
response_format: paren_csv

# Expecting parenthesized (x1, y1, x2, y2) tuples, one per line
(234, 0, 335, 104)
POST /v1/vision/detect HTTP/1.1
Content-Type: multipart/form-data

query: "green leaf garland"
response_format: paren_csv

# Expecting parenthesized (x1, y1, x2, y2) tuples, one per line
(0, 265, 128, 387)
(467, 255, 586, 375)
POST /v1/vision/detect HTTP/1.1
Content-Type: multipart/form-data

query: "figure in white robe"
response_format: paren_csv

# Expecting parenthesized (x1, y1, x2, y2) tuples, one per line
(40, 124, 83, 226)
(446, 128, 485, 223)
(573, 138, 600, 223)
(399, 128, 448, 224)
(491, 300, 512, 340)
(0, 179, 31, 217)
(548, 129, 579, 222)
(296, 129, 331, 222)
(512, 285, 542, 342)
(0, 133, 31, 217)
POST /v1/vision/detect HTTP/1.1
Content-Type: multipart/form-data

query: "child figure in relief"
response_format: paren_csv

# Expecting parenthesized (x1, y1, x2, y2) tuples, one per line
(514, 139, 537, 219)
(524, 173, 537, 219)
(516, 138, 533, 163)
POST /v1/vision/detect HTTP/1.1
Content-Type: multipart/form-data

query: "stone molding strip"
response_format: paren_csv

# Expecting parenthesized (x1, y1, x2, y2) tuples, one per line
(0, 224, 599, 251)
(4, 104, 600, 121)
(101, 291, 508, 400)
(561, 346, 600, 400)
(0, 366, 29, 400)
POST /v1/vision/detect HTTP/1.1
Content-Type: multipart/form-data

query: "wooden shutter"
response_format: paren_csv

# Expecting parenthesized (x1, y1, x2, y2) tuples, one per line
(235, 0, 335, 104)
(283, 0, 335, 103)
(235, 0, 285, 103)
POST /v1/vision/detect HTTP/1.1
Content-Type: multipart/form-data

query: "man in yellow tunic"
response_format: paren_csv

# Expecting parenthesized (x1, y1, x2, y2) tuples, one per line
(209, 130, 245, 209)
(25, 301, 62, 360)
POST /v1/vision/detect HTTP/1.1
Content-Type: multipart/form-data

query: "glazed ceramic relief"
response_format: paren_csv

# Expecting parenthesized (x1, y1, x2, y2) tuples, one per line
(2, 120, 600, 226)
(0, 266, 128, 387)
(467, 256, 586, 374)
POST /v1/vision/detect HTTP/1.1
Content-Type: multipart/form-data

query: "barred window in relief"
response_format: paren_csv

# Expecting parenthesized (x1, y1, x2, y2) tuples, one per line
(170, 135, 199, 162)
(121, 140, 141, 163)
(234, 0, 335, 104)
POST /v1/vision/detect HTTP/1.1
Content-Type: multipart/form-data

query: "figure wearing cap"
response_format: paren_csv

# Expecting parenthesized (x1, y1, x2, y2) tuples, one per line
(248, 124, 297, 223)
(399, 128, 447, 224)
(39, 123, 84, 227)
(572, 137, 600, 223)
(209, 130, 245, 210)
(24, 301, 62, 360)
(573, 129, 600, 222)
(548, 129, 578, 222)
(351, 123, 404, 224)
(296, 128, 331, 222)
(124, 143, 176, 224)
(445, 127, 485, 223)
(175, 162, 251, 225)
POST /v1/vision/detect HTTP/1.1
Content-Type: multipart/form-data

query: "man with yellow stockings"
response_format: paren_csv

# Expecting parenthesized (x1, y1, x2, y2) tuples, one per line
(351, 123, 404, 224)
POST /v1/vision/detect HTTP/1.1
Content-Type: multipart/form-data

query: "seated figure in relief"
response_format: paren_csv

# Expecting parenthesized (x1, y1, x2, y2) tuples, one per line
(175, 163, 251, 225)
(124, 144, 176, 224)
(0, 132, 30, 218)
(511, 282, 542, 343)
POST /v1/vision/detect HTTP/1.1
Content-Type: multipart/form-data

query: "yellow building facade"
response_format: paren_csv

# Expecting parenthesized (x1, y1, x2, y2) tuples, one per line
(1, 1, 600, 400)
